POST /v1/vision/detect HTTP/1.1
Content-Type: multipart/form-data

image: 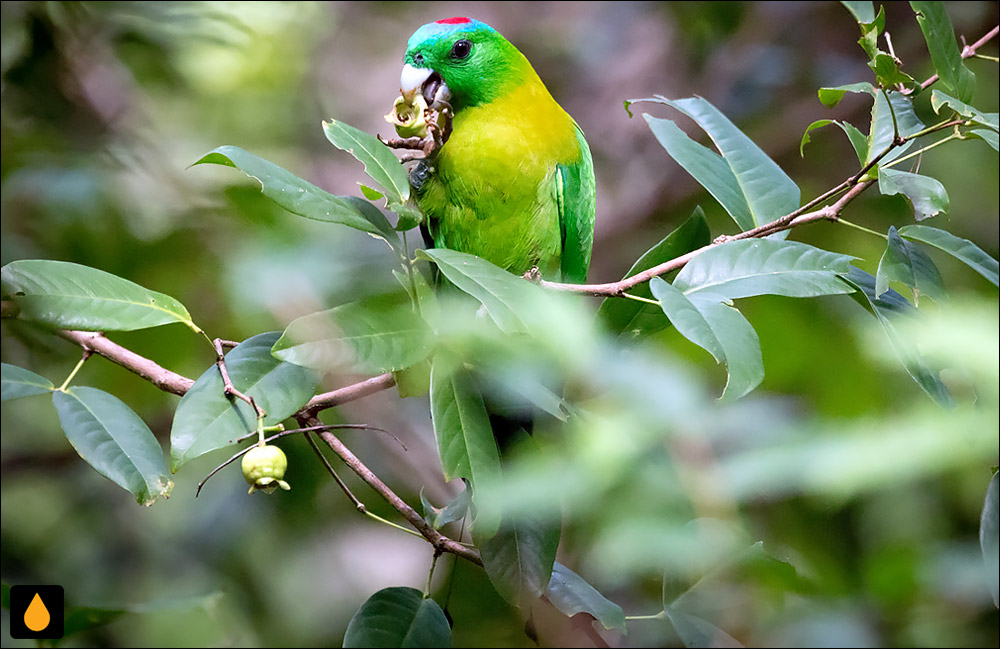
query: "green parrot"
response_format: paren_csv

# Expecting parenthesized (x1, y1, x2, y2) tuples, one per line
(397, 17, 596, 284)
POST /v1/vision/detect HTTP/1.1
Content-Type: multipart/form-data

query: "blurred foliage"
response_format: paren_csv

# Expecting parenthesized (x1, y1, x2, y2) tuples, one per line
(1, 1, 998, 647)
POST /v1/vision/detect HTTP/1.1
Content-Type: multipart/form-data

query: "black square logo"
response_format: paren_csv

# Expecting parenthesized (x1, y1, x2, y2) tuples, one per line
(9, 585, 64, 640)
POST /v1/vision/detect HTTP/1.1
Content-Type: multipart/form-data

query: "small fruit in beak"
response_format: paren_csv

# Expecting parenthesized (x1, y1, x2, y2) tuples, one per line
(385, 93, 429, 138)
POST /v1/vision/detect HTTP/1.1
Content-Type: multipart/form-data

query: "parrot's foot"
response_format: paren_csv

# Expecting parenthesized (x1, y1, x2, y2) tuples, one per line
(713, 234, 733, 245)
(522, 267, 543, 283)
(380, 134, 426, 150)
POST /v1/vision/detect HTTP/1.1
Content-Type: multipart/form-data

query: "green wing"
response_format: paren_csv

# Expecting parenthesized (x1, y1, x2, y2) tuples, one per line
(556, 124, 597, 284)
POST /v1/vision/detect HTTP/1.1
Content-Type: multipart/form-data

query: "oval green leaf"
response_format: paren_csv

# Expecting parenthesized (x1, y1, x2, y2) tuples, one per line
(899, 224, 998, 287)
(911, 1, 976, 103)
(642, 114, 754, 230)
(194, 145, 397, 245)
(417, 248, 547, 335)
(2, 363, 54, 401)
(429, 354, 501, 502)
(597, 207, 711, 341)
(323, 119, 411, 206)
(476, 516, 560, 609)
(272, 293, 431, 374)
(663, 605, 744, 648)
(2, 260, 197, 332)
(343, 587, 452, 648)
(673, 239, 855, 304)
(981, 472, 999, 607)
(841, 266, 953, 406)
(546, 562, 626, 631)
(170, 332, 318, 471)
(638, 96, 800, 229)
(867, 92, 924, 166)
(875, 226, 947, 303)
(878, 168, 949, 221)
(53, 387, 173, 505)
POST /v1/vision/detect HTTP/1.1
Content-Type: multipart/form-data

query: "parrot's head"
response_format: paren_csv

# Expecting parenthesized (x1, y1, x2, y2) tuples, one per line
(401, 17, 527, 113)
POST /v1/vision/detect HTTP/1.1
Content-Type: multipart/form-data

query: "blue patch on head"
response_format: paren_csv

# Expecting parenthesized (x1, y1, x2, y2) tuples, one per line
(407, 18, 495, 52)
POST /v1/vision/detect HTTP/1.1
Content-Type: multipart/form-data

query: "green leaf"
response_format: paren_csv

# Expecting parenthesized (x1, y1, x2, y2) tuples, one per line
(876, 226, 947, 303)
(417, 248, 546, 334)
(869, 53, 917, 89)
(929, 90, 999, 131)
(272, 293, 432, 374)
(662, 606, 744, 648)
(1, 259, 197, 333)
(699, 302, 764, 403)
(476, 516, 560, 609)
(343, 587, 452, 648)
(878, 168, 949, 220)
(545, 562, 627, 631)
(981, 472, 999, 607)
(867, 91, 925, 166)
(359, 184, 385, 201)
(170, 333, 318, 471)
(597, 208, 711, 341)
(800, 119, 869, 164)
(655, 239, 853, 401)
(841, 1, 875, 24)
(650, 277, 726, 364)
(420, 483, 471, 530)
(856, 6, 886, 58)
(638, 96, 800, 229)
(322, 119, 411, 206)
(818, 82, 875, 108)
(393, 204, 425, 231)
(672, 239, 856, 304)
(642, 115, 753, 230)
(194, 145, 397, 245)
(968, 128, 1000, 152)
(898, 224, 999, 286)
(429, 354, 501, 501)
(2, 363, 54, 401)
(53, 387, 173, 505)
(841, 266, 953, 406)
(911, 1, 976, 103)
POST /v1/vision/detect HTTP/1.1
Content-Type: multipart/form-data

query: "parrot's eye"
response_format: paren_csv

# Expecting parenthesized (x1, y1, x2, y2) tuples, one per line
(450, 39, 472, 60)
(414, 52, 424, 65)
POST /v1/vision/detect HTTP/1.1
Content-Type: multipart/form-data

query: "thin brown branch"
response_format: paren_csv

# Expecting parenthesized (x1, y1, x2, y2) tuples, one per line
(542, 179, 875, 298)
(56, 329, 194, 396)
(306, 414, 482, 566)
(301, 373, 397, 415)
(213, 337, 265, 419)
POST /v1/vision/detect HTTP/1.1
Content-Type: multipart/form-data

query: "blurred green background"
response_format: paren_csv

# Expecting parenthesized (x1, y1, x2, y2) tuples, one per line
(2, 2, 997, 646)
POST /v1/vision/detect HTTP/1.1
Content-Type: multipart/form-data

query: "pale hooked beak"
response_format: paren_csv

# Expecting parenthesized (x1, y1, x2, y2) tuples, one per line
(400, 63, 452, 111)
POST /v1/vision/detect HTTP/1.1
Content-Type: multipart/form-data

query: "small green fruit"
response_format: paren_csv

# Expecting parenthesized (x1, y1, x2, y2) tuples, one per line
(385, 94, 428, 138)
(242, 443, 291, 495)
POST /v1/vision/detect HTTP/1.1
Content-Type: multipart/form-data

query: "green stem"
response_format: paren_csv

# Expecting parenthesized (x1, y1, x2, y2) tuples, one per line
(402, 231, 422, 318)
(424, 552, 441, 598)
(620, 292, 660, 306)
(198, 330, 218, 354)
(626, 612, 667, 621)
(56, 354, 90, 391)
(881, 88, 900, 141)
(364, 510, 424, 538)
(883, 133, 962, 169)
(256, 417, 266, 445)
(836, 218, 888, 239)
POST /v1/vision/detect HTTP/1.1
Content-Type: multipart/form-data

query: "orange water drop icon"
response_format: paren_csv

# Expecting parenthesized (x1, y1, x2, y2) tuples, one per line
(25, 592, 50, 632)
